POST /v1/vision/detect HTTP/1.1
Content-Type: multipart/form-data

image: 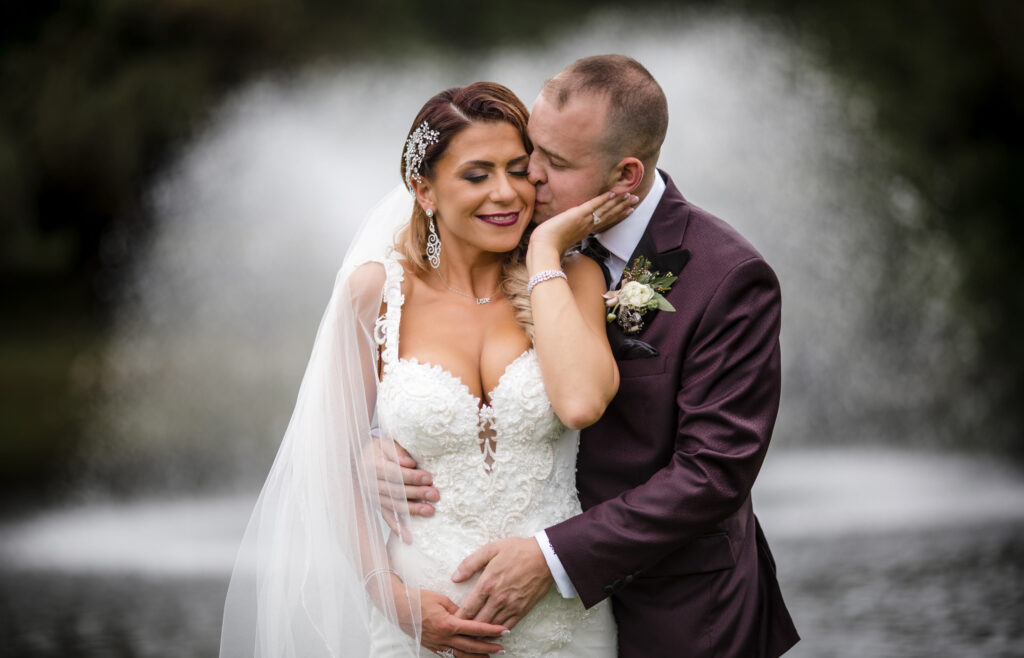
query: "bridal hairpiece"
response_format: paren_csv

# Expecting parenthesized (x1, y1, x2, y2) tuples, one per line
(404, 120, 441, 191)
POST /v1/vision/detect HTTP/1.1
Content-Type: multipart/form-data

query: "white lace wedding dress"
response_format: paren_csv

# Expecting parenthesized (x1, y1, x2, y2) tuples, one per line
(370, 258, 617, 657)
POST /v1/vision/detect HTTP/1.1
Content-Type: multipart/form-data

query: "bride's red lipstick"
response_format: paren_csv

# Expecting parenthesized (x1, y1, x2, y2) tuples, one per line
(477, 211, 520, 226)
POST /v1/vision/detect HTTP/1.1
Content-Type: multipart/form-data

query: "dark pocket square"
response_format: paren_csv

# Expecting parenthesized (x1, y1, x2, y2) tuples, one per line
(610, 332, 659, 360)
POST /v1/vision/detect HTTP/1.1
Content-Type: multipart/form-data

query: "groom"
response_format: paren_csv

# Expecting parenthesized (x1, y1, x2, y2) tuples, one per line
(392, 55, 799, 657)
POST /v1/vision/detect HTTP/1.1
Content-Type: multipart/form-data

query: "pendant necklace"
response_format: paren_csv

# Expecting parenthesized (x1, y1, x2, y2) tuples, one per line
(434, 269, 496, 305)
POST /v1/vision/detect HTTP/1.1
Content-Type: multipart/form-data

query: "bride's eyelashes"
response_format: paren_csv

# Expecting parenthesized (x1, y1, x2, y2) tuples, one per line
(462, 168, 530, 183)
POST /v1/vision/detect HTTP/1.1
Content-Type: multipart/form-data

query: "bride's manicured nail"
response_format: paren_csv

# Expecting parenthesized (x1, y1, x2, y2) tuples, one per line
(419, 474, 431, 485)
(451, 568, 462, 581)
(501, 630, 511, 636)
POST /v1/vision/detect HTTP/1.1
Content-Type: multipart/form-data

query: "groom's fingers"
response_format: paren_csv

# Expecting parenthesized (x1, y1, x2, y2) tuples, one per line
(370, 436, 429, 484)
(372, 448, 432, 488)
(452, 543, 497, 584)
(379, 507, 412, 544)
(450, 543, 500, 622)
(371, 444, 439, 512)
(376, 476, 439, 511)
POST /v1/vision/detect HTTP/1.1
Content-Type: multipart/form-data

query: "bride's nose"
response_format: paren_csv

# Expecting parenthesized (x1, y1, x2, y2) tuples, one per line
(490, 172, 518, 203)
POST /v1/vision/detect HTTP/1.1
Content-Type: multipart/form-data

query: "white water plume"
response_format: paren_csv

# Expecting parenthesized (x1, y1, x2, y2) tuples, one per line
(85, 9, 964, 493)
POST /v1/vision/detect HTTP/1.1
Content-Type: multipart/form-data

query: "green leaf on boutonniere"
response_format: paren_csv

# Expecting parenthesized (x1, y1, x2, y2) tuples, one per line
(604, 255, 680, 333)
(654, 294, 676, 312)
(650, 274, 677, 289)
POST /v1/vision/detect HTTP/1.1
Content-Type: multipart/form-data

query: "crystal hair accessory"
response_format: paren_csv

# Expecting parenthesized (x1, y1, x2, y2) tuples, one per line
(404, 120, 441, 191)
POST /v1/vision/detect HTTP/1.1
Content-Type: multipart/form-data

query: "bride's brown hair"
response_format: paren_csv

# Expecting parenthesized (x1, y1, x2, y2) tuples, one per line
(396, 82, 536, 337)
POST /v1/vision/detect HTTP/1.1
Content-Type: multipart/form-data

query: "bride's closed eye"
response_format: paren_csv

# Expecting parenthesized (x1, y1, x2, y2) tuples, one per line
(462, 168, 529, 183)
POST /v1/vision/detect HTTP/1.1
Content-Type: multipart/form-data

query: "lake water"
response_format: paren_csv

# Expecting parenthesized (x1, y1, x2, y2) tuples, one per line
(2, 448, 1023, 657)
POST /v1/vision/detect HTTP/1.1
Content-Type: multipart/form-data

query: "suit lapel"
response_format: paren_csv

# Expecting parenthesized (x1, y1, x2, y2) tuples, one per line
(608, 171, 692, 339)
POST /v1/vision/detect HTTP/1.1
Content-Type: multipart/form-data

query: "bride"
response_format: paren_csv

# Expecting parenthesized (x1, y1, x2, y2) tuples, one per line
(220, 81, 635, 657)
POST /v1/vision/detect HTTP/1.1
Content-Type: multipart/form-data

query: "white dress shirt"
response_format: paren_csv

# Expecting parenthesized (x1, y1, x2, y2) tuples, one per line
(533, 170, 667, 598)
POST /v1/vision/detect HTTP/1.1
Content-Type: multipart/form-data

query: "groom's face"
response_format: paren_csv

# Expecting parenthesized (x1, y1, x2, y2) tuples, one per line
(527, 91, 616, 223)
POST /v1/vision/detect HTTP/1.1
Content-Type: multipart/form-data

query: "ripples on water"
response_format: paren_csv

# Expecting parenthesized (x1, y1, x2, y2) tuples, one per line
(3, 450, 1023, 656)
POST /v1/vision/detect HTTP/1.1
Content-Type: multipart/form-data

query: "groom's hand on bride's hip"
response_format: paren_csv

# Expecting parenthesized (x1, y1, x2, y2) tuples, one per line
(452, 537, 554, 629)
(368, 437, 439, 544)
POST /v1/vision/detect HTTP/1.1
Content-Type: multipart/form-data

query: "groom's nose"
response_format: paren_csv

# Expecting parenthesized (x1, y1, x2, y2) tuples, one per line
(527, 154, 547, 186)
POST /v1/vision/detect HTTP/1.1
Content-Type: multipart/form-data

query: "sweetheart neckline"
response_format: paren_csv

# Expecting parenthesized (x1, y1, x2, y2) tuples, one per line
(393, 348, 536, 411)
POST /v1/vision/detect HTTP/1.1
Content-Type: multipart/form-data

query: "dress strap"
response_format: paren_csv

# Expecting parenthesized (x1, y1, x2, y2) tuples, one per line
(373, 256, 406, 373)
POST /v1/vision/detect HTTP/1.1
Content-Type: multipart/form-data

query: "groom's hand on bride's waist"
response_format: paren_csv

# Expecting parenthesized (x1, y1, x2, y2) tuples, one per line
(452, 537, 554, 629)
(367, 436, 439, 544)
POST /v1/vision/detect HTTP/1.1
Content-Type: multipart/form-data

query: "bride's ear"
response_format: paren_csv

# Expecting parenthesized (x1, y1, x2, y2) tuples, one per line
(411, 180, 436, 216)
(609, 158, 644, 195)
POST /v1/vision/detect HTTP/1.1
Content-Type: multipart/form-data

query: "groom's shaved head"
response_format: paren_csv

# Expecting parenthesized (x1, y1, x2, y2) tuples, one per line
(542, 55, 668, 166)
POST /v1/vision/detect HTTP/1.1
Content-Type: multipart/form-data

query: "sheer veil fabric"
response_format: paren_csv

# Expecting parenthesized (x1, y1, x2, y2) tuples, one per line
(220, 186, 424, 657)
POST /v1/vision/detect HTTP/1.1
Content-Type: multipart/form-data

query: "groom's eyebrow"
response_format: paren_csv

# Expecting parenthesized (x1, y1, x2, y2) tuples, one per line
(535, 144, 567, 163)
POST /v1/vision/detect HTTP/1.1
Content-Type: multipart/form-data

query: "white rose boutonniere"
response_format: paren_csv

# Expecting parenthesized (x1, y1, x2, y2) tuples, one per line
(603, 256, 677, 335)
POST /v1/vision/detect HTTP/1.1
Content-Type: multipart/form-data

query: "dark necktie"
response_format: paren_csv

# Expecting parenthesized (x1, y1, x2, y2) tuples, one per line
(581, 236, 660, 359)
(580, 235, 612, 289)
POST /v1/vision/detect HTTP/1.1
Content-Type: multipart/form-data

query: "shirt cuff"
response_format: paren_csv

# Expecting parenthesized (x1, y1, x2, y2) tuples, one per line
(534, 530, 578, 599)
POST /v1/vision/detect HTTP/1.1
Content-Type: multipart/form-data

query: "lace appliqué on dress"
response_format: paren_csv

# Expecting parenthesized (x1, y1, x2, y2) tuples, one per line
(373, 256, 593, 656)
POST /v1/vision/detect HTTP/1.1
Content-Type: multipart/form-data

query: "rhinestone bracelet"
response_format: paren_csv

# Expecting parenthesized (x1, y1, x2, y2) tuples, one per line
(527, 269, 568, 295)
(363, 567, 404, 589)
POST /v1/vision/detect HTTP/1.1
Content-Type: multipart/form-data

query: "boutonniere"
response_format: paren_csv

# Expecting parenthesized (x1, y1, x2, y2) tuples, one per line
(603, 256, 677, 335)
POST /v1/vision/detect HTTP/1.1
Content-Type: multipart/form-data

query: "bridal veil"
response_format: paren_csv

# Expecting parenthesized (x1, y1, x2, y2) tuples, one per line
(220, 185, 423, 657)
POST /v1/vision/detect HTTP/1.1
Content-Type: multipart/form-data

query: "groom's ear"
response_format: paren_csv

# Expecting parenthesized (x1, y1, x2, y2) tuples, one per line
(609, 157, 644, 195)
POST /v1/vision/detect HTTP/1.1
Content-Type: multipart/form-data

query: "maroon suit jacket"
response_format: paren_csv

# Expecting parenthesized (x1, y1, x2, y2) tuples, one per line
(547, 173, 799, 657)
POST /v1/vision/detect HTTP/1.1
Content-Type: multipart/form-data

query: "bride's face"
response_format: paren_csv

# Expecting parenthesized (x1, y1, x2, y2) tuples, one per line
(421, 120, 535, 257)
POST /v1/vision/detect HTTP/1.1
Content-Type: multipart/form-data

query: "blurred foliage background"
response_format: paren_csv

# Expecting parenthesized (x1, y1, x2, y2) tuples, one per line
(1, 0, 1021, 497)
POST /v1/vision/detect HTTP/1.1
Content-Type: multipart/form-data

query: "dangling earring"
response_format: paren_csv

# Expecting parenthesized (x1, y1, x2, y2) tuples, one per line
(425, 209, 441, 269)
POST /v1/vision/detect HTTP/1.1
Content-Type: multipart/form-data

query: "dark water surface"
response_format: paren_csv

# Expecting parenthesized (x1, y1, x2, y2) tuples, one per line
(0, 573, 227, 657)
(778, 523, 1024, 657)
(2, 523, 1021, 657)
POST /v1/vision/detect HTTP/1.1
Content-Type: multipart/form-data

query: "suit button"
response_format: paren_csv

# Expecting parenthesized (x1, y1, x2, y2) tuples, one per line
(624, 574, 634, 585)
(602, 585, 614, 595)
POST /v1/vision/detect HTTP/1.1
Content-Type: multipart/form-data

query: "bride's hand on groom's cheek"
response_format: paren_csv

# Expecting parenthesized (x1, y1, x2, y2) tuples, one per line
(530, 192, 639, 255)
(451, 537, 554, 630)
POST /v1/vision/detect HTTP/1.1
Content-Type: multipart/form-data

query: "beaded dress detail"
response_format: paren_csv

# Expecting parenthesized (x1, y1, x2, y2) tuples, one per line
(372, 258, 615, 657)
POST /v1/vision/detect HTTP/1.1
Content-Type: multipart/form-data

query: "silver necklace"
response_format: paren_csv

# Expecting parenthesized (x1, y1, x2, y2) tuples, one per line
(434, 269, 495, 305)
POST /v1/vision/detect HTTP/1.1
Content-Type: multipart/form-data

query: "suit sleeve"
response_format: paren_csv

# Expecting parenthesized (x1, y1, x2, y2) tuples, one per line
(545, 256, 782, 607)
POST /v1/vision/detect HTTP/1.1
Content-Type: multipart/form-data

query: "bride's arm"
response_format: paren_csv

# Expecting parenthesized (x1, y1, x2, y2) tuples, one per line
(527, 192, 635, 429)
(348, 263, 509, 656)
